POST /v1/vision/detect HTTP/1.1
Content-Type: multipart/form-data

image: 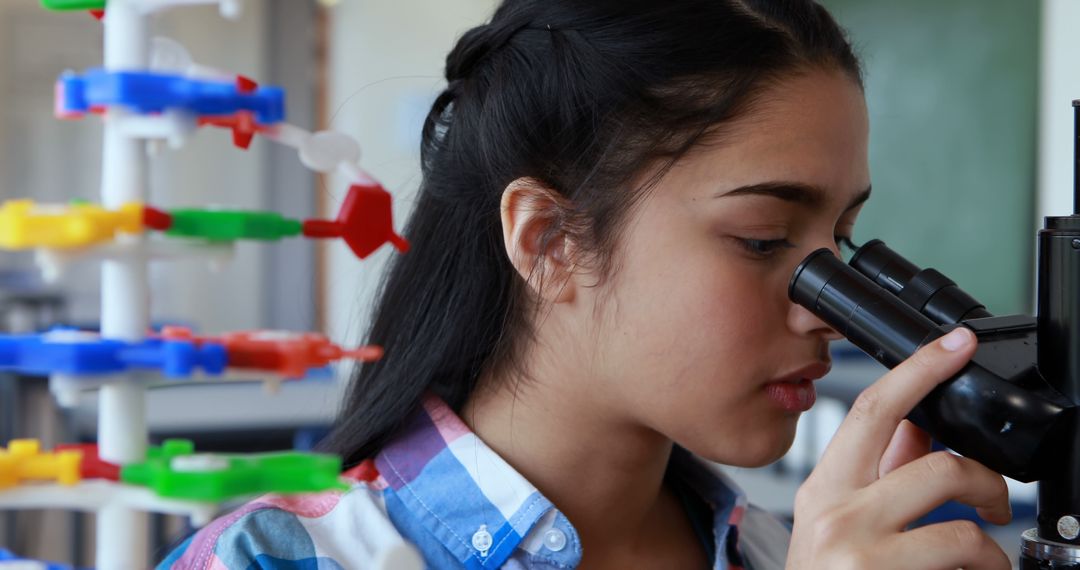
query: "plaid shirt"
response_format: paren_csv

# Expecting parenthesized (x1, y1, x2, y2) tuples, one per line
(159, 394, 790, 569)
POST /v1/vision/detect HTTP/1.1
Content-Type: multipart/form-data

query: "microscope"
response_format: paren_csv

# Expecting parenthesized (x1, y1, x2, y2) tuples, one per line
(788, 102, 1080, 568)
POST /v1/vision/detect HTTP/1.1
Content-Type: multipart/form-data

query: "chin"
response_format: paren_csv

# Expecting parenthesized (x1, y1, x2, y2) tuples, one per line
(691, 426, 797, 468)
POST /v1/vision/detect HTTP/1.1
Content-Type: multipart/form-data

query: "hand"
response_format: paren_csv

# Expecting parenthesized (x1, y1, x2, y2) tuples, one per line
(786, 327, 1013, 570)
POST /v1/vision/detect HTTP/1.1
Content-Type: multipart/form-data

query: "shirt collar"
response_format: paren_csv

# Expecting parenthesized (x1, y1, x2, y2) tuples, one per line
(375, 394, 749, 569)
(669, 446, 751, 570)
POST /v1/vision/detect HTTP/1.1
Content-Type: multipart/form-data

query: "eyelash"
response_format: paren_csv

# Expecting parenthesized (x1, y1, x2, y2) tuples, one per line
(738, 235, 859, 258)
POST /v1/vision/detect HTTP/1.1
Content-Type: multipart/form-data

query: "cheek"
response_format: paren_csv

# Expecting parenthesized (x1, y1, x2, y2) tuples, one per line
(587, 212, 801, 464)
(597, 231, 784, 393)
(704, 269, 780, 346)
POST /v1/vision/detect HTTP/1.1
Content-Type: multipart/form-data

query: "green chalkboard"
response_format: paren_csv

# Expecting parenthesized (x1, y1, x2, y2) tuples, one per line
(821, 0, 1039, 315)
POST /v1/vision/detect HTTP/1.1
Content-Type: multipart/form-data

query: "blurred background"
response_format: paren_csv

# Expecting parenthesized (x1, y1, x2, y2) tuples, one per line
(0, 0, 1075, 566)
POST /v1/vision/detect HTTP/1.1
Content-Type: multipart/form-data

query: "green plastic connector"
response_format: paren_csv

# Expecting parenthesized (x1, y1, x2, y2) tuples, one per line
(41, 0, 105, 10)
(121, 439, 349, 502)
(165, 209, 303, 242)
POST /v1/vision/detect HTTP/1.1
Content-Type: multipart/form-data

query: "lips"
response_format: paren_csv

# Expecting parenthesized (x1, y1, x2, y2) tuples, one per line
(768, 361, 832, 384)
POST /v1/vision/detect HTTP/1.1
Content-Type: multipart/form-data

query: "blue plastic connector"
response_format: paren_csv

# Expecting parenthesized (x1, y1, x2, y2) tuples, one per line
(0, 331, 227, 378)
(57, 69, 285, 124)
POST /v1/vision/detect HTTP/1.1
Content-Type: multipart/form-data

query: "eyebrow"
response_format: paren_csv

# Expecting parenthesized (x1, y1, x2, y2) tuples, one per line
(718, 182, 872, 212)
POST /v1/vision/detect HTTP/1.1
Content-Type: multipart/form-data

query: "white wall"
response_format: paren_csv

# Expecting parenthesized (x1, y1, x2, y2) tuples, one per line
(1037, 1, 1080, 235)
(1035, 0, 1080, 311)
(324, 0, 497, 349)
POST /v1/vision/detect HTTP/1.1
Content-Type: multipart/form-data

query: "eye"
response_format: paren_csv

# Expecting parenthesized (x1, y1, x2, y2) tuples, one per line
(737, 238, 795, 258)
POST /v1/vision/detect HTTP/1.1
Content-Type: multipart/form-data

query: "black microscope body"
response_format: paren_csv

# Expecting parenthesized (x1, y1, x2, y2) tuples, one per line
(787, 102, 1080, 568)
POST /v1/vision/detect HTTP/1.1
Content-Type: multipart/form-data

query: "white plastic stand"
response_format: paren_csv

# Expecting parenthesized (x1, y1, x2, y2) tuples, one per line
(98, 1, 151, 567)
(0, 481, 219, 527)
(4, 2, 424, 567)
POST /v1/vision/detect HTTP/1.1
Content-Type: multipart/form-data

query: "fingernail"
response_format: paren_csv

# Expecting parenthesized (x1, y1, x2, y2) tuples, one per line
(941, 328, 972, 351)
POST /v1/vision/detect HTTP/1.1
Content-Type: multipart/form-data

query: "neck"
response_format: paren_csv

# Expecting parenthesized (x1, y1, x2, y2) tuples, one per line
(460, 352, 678, 554)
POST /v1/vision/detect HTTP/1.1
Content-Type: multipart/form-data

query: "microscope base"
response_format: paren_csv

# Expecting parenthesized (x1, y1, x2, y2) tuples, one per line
(1021, 528, 1080, 568)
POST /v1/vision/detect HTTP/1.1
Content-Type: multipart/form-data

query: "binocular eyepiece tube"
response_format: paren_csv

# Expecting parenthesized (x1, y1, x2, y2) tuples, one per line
(788, 245, 1073, 485)
(849, 239, 992, 324)
(790, 247, 945, 369)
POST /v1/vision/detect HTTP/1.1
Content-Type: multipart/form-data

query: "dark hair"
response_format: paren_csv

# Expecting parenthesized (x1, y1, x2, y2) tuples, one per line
(322, 0, 862, 467)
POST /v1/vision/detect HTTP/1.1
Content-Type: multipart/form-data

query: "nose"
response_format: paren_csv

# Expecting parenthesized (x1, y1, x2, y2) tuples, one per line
(788, 301, 844, 341)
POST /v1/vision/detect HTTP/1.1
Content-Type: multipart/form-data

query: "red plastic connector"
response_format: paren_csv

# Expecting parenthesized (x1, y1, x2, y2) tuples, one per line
(301, 184, 410, 259)
(142, 206, 173, 231)
(54, 443, 120, 481)
(236, 75, 258, 94)
(89, 10, 105, 20)
(198, 113, 265, 149)
(195, 76, 262, 149)
(161, 327, 383, 379)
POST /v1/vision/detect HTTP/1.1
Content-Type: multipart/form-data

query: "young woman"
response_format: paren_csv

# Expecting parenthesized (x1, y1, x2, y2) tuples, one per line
(161, 0, 1012, 568)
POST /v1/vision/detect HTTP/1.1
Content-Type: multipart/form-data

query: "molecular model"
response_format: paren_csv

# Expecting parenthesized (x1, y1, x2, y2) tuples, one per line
(0, 1, 411, 568)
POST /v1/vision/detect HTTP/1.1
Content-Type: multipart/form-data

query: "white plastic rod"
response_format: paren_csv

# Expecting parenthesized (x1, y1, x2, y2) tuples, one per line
(96, 504, 150, 570)
(100, 253, 149, 343)
(98, 1, 152, 567)
(99, 379, 148, 464)
(99, 0, 150, 462)
(104, 1, 149, 71)
(101, 1, 150, 342)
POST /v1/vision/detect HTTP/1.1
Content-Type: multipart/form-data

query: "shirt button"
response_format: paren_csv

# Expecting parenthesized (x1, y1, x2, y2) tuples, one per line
(543, 528, 567, 552)
(472, 525, 493, 556)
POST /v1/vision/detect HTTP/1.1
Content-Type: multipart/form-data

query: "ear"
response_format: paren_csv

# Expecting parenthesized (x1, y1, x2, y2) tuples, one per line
(500, 177, 577, 304)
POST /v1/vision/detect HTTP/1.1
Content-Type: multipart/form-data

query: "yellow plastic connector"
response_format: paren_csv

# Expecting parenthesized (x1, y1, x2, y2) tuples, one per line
(0, 439, 83, 489)
(0, 199, 145, 250)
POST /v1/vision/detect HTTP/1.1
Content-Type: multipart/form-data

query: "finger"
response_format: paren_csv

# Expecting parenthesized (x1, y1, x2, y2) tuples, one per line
(862, 451, 1011, 530)
(879, 419, 931, 478)
(815, 327, 977, 487)
(879, 519, 1011, 570)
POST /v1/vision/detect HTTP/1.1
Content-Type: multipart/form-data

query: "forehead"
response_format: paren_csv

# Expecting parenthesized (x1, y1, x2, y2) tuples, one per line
(665, 69, 870, 209)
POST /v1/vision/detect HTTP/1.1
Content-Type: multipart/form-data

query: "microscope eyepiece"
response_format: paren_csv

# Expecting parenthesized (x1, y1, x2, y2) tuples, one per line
(848, 239, 991, 324)
(848, 238, 919, 295)
(789, 247, 941, 368)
